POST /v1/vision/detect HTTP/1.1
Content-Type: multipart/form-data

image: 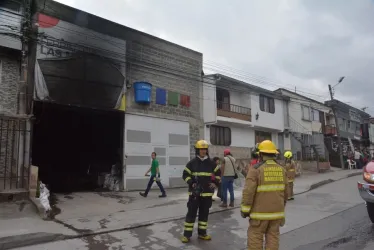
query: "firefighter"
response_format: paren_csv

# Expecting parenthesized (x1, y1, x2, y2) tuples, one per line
(241, 140, 288, 250)
(284, 150, 296, 200)
(181, 140, 221, 243)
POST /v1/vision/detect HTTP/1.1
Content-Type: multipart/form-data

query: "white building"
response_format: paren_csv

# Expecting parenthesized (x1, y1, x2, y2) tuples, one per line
(275, 88, 333, 160)
(202, 74, 291, 160)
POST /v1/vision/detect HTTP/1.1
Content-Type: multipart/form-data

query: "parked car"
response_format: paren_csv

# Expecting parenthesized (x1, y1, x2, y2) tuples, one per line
(357, 160, 374, 222)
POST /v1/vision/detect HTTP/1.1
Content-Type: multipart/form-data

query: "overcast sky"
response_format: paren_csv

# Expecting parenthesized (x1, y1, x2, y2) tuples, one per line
(55, 0, 374, 115)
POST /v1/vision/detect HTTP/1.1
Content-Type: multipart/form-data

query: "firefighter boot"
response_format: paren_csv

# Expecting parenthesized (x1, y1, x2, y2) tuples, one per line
(181, 236, 190, 243)
(198, 234, 212, 240)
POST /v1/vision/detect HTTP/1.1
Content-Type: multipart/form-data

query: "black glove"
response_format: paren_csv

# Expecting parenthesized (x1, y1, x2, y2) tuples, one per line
(241, 211, 249, 219)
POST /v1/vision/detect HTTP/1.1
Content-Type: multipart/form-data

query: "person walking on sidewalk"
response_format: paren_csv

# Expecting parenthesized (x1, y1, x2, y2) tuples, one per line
(220, 149, 236, 208)
(241, 140, 288, 250)
(284, 150, 296, 200)
(140, 152, 167, 198)
(180, 140, 221, 243)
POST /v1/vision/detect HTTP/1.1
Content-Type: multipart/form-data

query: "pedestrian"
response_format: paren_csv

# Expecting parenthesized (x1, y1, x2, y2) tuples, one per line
(250, 151, 259, 167)
(284, 150, 296, 200)
(180, 140, 220, 243)
(220, 149, 236, 208)
(139, 152, 167, 198)
(241, 139, 288, 250)
(212, 157, 222, 202)
(354, 148, 361, 169)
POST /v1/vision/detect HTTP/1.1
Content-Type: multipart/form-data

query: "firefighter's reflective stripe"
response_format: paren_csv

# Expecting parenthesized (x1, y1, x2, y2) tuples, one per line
(241, 204, 251, 213)
(188, 192, 213, 197)
(257, 184, 285, 192)
(184, 167, 192, 174)
(288, 179, 294, 183)
(191, 172, 212, 177)
(184, 177, 191, 183)
(214, 166, 220, 172)
(265, 160, 277, 165)
(215, 176, 221, 180)
(198, 221, 207, 229)
(184, 222, 194, 231)
(250, 212, 285, 220)
(288, 169, 295, 172)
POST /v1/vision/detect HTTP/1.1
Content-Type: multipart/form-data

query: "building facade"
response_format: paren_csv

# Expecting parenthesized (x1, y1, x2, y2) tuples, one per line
(202, 74, 290, 164)
(0, 0, 28, 193)
(324, 100, 370, 166)
(30, 0, 204, 191)
(275, 89, 330, 161)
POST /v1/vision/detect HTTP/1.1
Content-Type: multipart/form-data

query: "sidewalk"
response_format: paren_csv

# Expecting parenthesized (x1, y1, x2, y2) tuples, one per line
(0, 167, 362, 249)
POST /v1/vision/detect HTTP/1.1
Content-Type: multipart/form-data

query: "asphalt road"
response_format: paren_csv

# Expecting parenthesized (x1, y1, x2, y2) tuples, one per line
(16, 175, 367, 250)
(280, 203, 374, 250)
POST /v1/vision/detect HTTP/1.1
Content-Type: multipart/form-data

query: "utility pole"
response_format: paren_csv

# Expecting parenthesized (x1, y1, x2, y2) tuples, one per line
(18, 0, 32, 115)
(328, 84, 345, 169)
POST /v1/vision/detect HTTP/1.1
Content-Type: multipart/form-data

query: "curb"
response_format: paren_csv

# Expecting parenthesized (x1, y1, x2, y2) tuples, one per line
(6, 172, 361, 250)
(295, 171, 362, 195)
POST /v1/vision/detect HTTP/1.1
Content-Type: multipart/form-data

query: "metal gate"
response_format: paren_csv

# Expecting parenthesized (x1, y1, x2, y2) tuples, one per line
(0, 115, 30, 191)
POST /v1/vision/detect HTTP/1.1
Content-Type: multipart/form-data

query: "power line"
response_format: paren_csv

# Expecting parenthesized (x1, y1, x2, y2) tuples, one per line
(0, 10, 333, 100)
(0, 10, 339, 111)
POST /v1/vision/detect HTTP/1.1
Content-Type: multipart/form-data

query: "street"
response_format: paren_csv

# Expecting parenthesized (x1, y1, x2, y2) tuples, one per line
(14, 175, 368, 250)
(281, 203, 374, 250)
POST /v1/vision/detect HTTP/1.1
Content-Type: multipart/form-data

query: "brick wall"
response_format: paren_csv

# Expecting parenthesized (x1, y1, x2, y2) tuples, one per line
(0, 51, 20, 114)
(125, 41, 204, 159)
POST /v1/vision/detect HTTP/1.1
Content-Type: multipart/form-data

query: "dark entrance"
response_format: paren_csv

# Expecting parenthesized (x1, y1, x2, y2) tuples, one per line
(32, 101, 124, 193)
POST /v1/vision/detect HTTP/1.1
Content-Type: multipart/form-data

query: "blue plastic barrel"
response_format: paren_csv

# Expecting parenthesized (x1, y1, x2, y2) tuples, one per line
(133, 82, 152, 104)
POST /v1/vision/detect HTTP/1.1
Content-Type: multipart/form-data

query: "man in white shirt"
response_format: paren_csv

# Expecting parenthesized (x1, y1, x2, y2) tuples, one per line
(354, 149, 361, 169)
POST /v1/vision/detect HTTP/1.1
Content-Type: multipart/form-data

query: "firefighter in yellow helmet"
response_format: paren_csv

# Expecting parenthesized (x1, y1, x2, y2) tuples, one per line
(181, 140, 221, 243)
(241, 140, 288, 250)
(284, 150, 296, 200)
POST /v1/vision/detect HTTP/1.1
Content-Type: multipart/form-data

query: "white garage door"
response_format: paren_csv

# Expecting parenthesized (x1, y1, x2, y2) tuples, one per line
(124, 114, 190, 190)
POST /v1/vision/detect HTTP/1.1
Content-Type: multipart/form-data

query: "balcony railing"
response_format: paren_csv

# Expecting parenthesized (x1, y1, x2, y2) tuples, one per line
(216, 101, 251, 122)
(325, 125, 337, 135)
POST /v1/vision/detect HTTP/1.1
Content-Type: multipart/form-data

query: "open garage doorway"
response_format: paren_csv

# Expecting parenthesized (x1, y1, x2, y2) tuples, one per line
(32, 101, 124, 193)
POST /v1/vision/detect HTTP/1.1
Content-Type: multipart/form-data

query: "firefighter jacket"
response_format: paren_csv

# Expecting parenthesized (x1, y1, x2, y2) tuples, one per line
(241, 157, 288, 220)
(285, 159, 296, 183)
(182, 156, 221, 197)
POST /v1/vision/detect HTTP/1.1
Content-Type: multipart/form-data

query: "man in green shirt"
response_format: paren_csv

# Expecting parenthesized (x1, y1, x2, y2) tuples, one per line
(140, 152, 167, 198)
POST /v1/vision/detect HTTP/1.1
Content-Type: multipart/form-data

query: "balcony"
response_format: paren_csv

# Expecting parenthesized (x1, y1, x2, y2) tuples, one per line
(216, 101, 251, 122)
(325, 125, 337, 135)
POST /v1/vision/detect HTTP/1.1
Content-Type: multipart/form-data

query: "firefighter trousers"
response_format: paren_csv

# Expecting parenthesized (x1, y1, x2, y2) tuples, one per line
(247, 219, 283, 250)
(288, 181, 294, 199)
(183, 195, 212, 238)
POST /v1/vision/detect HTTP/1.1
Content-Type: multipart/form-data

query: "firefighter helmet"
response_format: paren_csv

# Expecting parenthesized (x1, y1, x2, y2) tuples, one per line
(195, 140, 209, 149)
(258, 140, 279, 154)
(284, 151, 293, 159)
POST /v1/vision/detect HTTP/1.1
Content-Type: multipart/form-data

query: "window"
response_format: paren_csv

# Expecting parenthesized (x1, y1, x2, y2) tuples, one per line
(216, 88, 230, 111)
(255, 131, 272, 144)
(210, 125, 231, 146)
(311, 109, 320, 122)
(301, 105, 310, 120)
(355, 122, 361, 135)
(259, 94, 275, 114)
(0, 0, 21, 13)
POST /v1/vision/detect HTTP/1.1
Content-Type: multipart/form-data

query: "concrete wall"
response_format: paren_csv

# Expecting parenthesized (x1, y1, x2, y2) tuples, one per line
(204, 123, 253, 159)
(0, 49, 20, 115)
(124, 114, 190, 190)
(125, 40, 203, 159)
(278, 89, 330, 134)
(37, 0, 204, 160)
(251, 94, 285, 131)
